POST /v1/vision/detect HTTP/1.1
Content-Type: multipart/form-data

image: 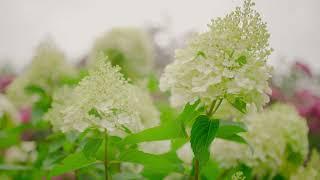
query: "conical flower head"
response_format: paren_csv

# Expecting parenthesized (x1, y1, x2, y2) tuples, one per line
(160, 0, 272, 112)
(46, 55, 159, 136)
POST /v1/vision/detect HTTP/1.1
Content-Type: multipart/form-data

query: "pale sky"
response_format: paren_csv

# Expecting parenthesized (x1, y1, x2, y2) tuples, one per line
(0, 0, 319, 71)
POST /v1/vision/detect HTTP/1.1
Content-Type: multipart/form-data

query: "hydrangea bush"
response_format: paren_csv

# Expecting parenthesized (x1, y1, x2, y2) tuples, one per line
(0, 0, 319, 180)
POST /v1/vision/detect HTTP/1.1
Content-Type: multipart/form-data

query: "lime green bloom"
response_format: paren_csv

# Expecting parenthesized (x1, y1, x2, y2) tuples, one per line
(45, 55, 159, 136)
(211, 104, 309, 178)
(290, 150, 320, 180)
(160, 0, 272, 112)
(89, 27, 154, 81)
(7, 39, 76, 107)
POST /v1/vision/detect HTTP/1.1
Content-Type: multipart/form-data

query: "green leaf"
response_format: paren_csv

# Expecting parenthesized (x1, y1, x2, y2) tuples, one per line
(0, 125, 28, 148)
(25, 85, 46, 96)
(121, 120, 184, 145)
(119, 149, 182, 173)
(200, 160, 221, 179)
(49, 152, 97, 177)
(236, 55, 247, 66)
(190, 115, 220, 166)
(217, 120, 247, 137)
(121, 100, 203, 145)
(82, 138, 103, 158)
(227, 96, 247, 113)
(177, 99, 204, 124)
(219, 134, 247, 144)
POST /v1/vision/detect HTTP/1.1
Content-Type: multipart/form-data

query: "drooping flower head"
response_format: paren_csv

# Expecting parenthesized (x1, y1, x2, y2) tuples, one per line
(89, 27, 154, 81)
(6, 39, 76, 107)
(211, 104, 309, 178)
(45, 55, 159, 136)
(160, 0, 272, 112)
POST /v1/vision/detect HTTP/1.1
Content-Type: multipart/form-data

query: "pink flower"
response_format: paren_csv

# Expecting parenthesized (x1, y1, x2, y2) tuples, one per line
(19, 107, 32, 123)
(294, 61, 312, 77)
(270, 86, 285, 102)
(0, 75, 14, 93)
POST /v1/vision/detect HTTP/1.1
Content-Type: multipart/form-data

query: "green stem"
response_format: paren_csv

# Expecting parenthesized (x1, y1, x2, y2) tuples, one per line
(104, 129, 109, 180)
(206, 100, 217, 116)
(207, 98, 223, 117)
(193, 98, 223, 180)
(194, 159, 200, 180)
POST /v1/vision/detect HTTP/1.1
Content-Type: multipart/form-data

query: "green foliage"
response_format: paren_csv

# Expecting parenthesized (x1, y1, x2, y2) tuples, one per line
(236, 55, 247, 66)
(119, 149, 182, 174)
(49, 152, 98, 177)
(83, 138, 103, 158)
(190, 115, 220, 166)
(227, 96, 247, 113)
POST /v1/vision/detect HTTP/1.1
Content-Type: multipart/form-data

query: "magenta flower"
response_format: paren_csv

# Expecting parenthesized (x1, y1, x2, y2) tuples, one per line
(270, 86, 285, 102)
(294, 61, 312, 77)
(0, 75, 14, 93)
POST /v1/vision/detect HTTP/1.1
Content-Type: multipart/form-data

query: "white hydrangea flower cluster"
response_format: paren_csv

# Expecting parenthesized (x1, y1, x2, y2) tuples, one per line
(290, 150, 320, 180)
(211, 104, 309, 177)
(7, 39, 75, 107)
(160, 0, 272, 111)
(45, 55, 159, 136)
(89, 27, 154, 81)
(5, 141, 37, 164)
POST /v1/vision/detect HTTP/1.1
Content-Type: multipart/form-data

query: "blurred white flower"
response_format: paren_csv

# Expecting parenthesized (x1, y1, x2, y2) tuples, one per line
(89, 27, 154, 81)
(5, 141, 37, 164)
(160, 0, 272, 112)
(6, 39, 76, 107)
(211, 104, 309, 178)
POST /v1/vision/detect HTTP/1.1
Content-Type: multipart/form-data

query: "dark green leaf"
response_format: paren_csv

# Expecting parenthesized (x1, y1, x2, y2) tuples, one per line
(82, 138, 103, 158)
(190, 115, 220, 166)
(236, 55, 247, 66)
(88, 108, 102, 119)
(49, 152, 97, 177)
(218, 134, 247, 144)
